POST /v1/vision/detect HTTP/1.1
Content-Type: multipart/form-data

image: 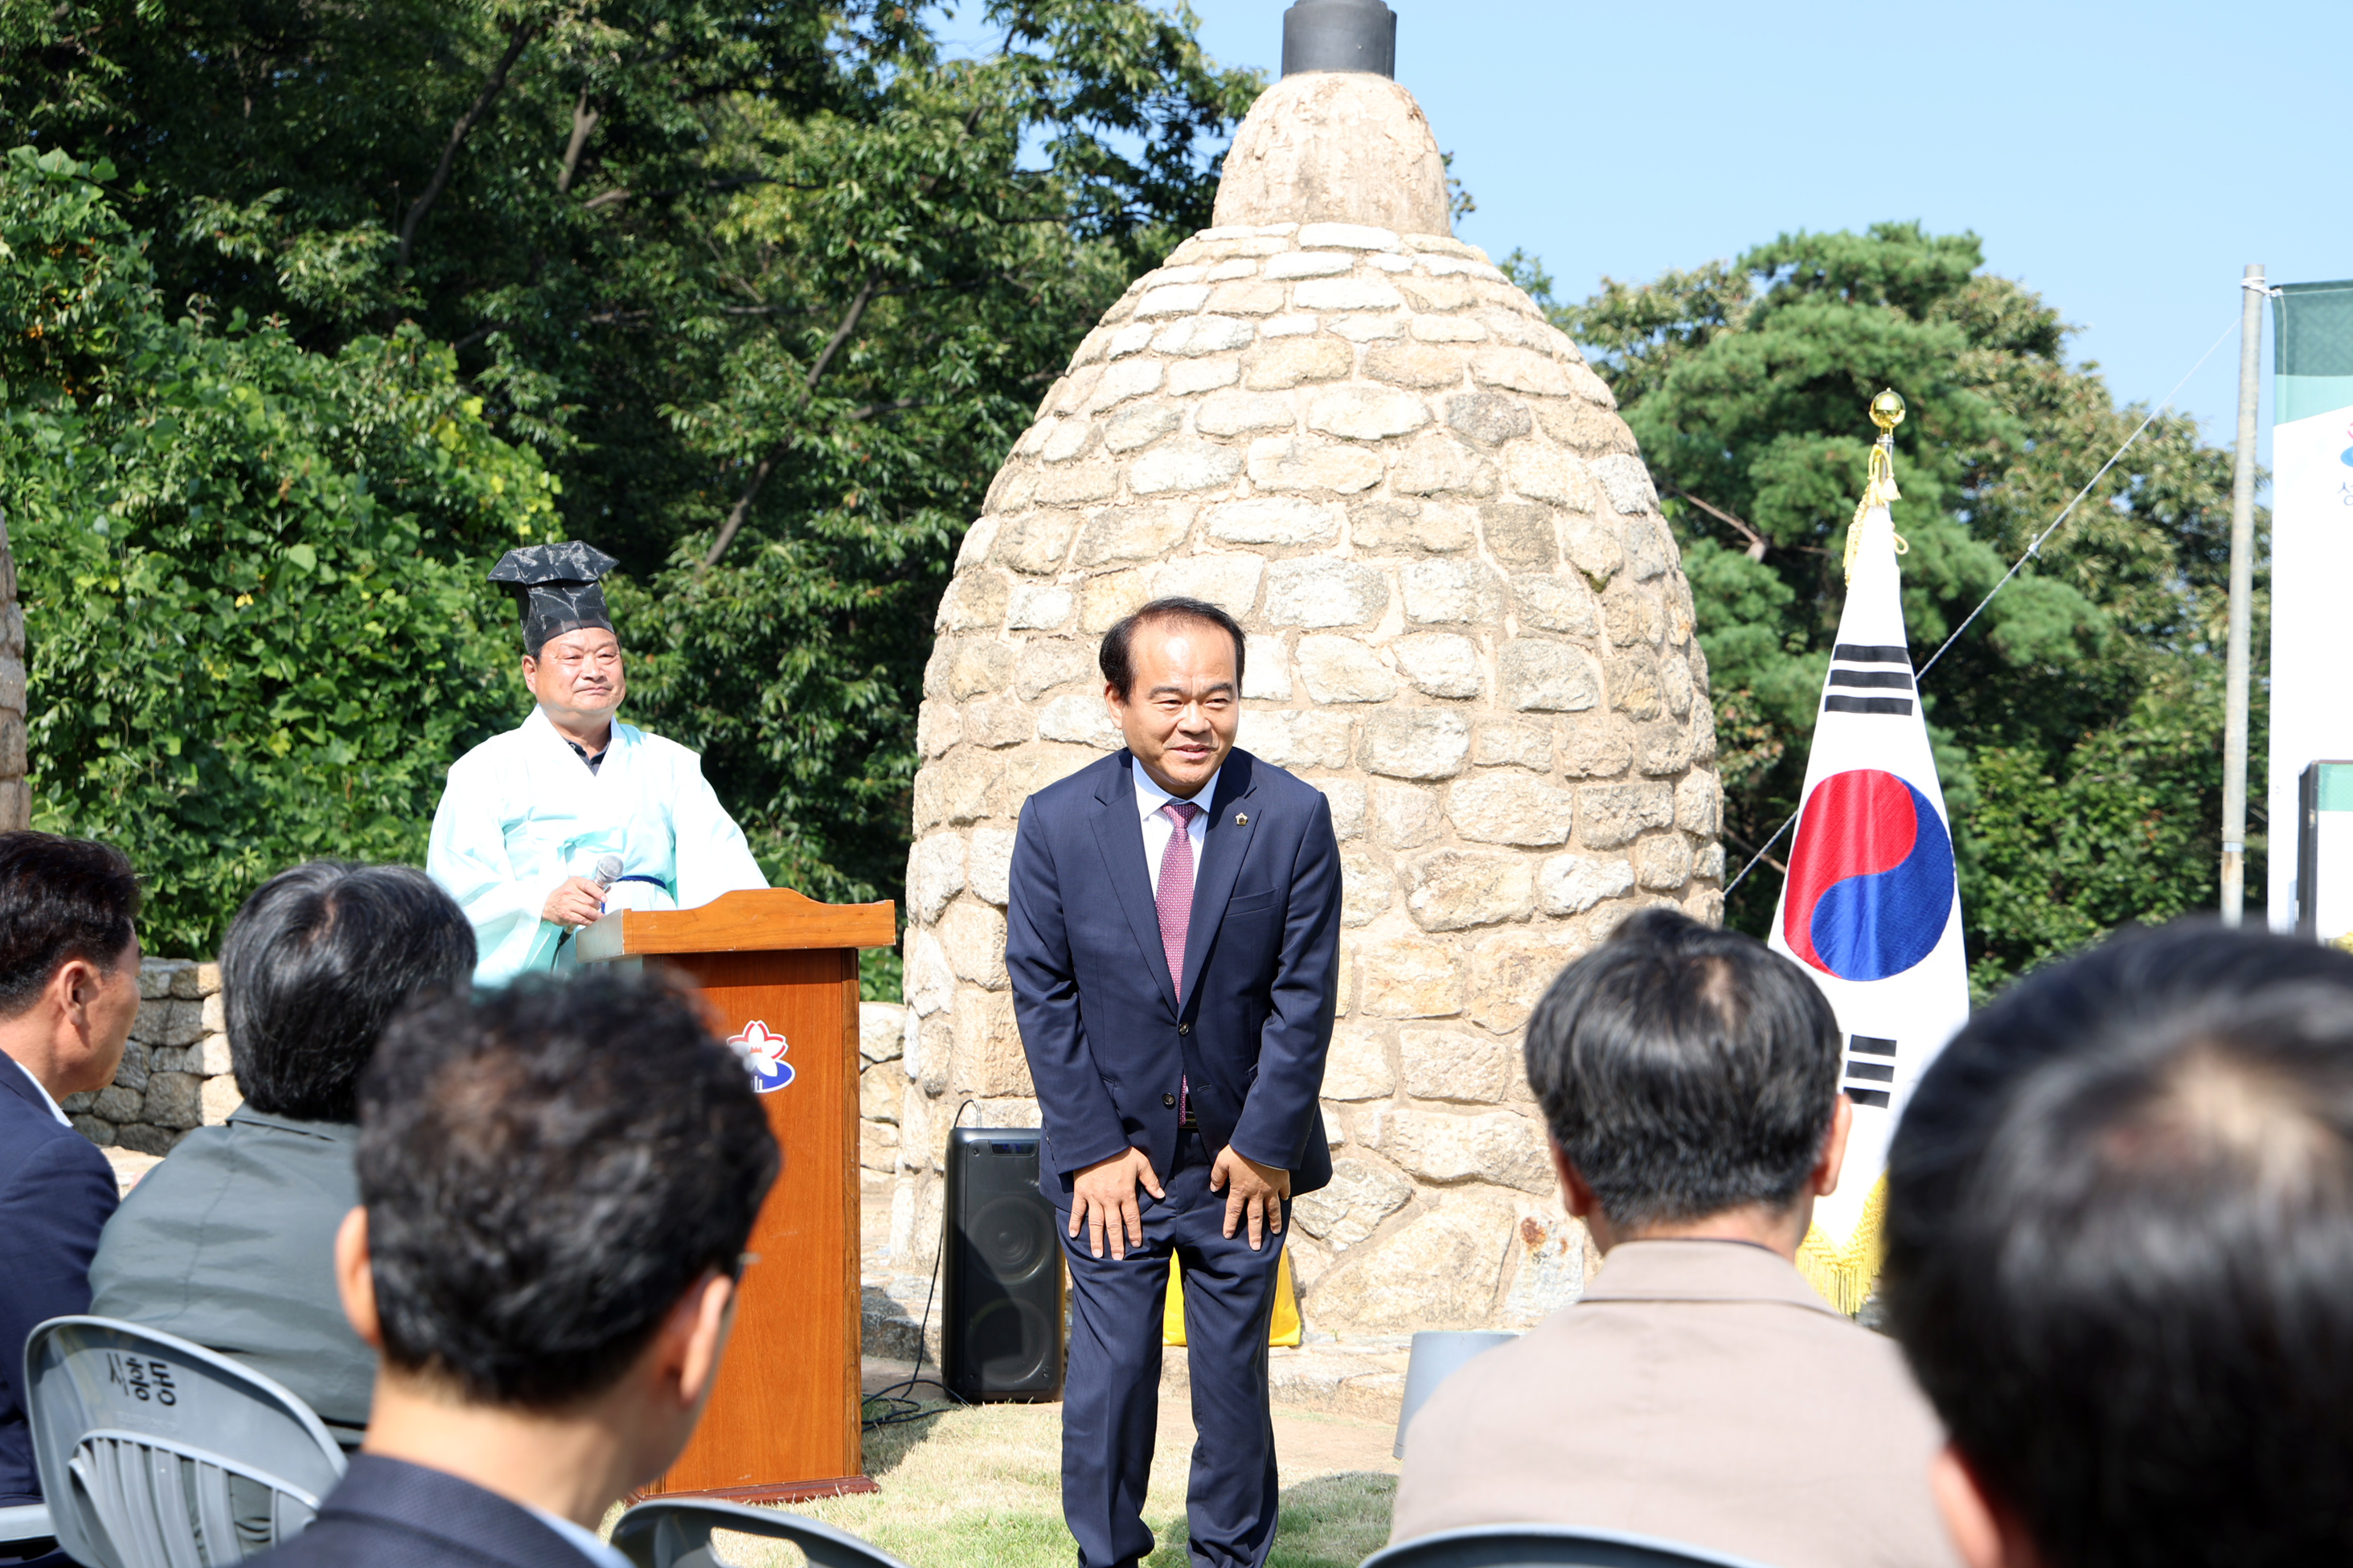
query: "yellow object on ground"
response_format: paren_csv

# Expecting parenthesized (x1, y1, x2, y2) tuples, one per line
(1163, 1250, 1302, 1346)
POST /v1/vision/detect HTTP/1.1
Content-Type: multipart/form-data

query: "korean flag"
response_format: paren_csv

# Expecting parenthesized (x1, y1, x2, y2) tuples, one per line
(1766, 491, 1970, 1312)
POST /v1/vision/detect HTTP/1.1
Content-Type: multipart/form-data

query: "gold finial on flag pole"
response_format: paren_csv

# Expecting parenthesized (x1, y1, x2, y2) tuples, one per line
(1845, 388, 1908, 583)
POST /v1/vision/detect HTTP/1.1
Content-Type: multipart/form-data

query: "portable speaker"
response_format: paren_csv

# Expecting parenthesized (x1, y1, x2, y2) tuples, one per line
(941, 1127, 1065, 1402)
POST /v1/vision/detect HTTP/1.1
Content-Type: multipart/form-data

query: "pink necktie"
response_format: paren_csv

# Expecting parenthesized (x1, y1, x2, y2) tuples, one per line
(1155, 800, 1201, 998)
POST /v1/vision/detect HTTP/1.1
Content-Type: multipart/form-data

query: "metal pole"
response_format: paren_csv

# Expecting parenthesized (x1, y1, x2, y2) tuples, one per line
(2221, 264, 2265, 927)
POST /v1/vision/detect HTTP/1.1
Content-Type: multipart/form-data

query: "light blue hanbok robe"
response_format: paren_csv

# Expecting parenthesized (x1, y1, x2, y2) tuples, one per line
(426, 706, 767, 987)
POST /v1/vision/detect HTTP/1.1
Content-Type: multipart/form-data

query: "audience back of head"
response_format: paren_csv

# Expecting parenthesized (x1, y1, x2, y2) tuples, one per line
(359, 968, 778, 1410)
(1524, 906, 1842, 1231)
(223, 860, 474, 1124)
(1885, 923, 2353, 1568)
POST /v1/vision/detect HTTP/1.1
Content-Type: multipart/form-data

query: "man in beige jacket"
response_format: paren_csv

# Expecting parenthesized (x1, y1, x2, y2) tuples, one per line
(1389, 909, 1957, 1568)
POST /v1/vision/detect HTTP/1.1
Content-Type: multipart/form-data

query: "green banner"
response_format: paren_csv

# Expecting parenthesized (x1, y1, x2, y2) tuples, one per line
(2275, 280, 2353, 424)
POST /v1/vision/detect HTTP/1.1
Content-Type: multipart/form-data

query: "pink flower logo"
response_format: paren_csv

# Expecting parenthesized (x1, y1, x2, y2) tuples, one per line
(728, 1019, 793, 1094)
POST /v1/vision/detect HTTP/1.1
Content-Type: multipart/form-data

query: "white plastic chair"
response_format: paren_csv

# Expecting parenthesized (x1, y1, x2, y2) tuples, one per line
(0, 1503, 54, 1551)
(613, 1498, 911, 1568)
(23, 1316, 346, 1568)
(1362, 1525, 1782, 1568)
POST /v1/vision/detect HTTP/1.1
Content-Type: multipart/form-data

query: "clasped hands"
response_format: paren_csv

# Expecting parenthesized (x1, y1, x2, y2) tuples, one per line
(1068, 1143, 1291, 1260)
(541, 876, 609, 929)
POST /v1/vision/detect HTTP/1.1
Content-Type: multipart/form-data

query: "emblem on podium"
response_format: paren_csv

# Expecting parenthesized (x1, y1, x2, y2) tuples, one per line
(728, 1019, 794, 1094)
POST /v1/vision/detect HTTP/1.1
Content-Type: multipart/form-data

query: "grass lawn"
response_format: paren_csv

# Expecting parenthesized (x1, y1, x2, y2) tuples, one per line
(637, 1398, 1398, 1568)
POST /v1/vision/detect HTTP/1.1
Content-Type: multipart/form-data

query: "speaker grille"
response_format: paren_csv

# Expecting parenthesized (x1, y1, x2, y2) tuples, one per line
(942, 1128, 1065, 1402)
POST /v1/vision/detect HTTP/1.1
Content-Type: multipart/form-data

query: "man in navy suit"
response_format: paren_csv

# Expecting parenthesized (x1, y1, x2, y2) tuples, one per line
(1007, 596, 1341, 1568)
(0, 833, 144, 1566)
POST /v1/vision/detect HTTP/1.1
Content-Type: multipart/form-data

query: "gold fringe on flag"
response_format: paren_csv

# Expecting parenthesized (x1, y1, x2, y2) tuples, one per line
(1794, 1173, 1889, 1315)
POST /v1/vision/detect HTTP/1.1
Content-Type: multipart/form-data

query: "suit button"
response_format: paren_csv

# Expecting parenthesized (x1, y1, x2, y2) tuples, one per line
(1162, 1094, 1177, 1107)
(1178, 1023, 1191, 1036)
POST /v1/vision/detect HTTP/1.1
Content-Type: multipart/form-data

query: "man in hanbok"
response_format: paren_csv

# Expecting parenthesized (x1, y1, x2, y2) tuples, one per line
(426, 542, 767, 987)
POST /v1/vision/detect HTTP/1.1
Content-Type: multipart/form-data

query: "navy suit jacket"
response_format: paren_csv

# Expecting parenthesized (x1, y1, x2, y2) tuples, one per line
(1006, 747, 1341, 1199)
(245, 1455, 596, 1568)
(0, 1056, 117, 1507)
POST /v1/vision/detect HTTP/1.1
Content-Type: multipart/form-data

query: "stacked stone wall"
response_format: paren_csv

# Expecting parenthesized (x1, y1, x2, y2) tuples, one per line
(895, 218, 1721, 1337)
(64, 959, 239, 1155)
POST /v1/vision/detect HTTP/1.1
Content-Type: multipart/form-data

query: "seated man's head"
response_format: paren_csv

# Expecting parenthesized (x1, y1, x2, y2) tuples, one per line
(1884, 923, 2353, 1568)
(0, 830, 143, 1099)
(337, 968, 777, 1496)
(221, 861, 474, 1125)
(1523, 907, 1849, 1251)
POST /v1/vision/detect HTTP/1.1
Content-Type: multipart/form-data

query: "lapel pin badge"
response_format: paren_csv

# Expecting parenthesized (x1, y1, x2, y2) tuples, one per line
(1234, 812, 1249, 825)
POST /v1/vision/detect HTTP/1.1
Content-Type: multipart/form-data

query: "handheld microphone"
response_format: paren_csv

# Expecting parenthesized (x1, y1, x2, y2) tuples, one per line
(558, 855, 626, 952)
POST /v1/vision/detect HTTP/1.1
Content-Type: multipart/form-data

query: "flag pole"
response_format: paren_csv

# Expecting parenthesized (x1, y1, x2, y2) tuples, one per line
(2221, 264, 2265, 927)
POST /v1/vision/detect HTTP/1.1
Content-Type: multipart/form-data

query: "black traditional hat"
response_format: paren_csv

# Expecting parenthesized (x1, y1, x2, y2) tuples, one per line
(489, 541, 620, 656)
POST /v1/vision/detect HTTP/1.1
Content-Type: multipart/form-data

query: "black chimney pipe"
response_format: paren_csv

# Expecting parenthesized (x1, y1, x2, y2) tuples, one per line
(1280, 0, 1396, 79)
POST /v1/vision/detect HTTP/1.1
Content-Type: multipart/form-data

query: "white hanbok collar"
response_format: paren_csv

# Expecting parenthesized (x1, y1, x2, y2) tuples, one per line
(523, 705, 637, 779)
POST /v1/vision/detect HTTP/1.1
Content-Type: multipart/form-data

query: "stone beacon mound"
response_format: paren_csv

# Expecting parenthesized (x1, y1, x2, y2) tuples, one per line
(892, 7, 1722, 1341)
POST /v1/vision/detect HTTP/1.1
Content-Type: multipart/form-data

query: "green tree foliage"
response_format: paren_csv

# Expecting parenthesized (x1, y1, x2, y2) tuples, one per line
(1514, 223, 2257, 993)
(0, 1, 1256, 939)
(0, 148, 560, 952)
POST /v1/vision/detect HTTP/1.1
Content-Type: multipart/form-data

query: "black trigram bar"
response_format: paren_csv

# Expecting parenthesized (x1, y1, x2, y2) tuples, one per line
(1850, 1035, 1898, 1056)
(1834, 643, 1912, 665)
(1828, 669, 1914, 690)
(1824, 695, 1915, 716)
(1845, 1060, 1896, 1083)
(1844, 1087, 1892, 1108)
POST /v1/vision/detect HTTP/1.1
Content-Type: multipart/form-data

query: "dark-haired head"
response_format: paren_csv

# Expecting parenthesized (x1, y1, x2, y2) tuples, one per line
(355, 967, 777, 1410)
(0, 830, 141, 1018)
(222, 861, 475, 1123)
(1100, 597, 1246, 701)
(1523, 907, 1844, 1235)
(1884, 921, 2353, 1568)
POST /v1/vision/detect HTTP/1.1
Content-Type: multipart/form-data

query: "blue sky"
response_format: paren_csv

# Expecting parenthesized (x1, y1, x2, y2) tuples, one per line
(967, 1, 2353, 470)
(1177, 0, 2353, 467)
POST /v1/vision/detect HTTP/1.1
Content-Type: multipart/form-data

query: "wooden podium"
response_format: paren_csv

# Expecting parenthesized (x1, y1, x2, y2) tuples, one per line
(579, 886, 896, 1502)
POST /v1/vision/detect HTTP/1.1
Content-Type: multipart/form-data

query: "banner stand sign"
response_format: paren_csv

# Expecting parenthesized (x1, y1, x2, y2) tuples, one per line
(2267, 280, 2353, 931)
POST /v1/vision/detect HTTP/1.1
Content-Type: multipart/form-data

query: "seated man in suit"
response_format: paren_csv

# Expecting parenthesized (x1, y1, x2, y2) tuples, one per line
(250, 968, 776, 1568)
(0, 833, 142, 1566)
(1884, 923, 2353, 1568)
(91, 861, 475, 1446)
(1390, 908, 1957, 1568)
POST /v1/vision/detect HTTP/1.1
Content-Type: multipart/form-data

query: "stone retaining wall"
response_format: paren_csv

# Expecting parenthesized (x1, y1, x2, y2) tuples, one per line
(64, 959, 238, 1154)
(859, 1001, 908, 1194)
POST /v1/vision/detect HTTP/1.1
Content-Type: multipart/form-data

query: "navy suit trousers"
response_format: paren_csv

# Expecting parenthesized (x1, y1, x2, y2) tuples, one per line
(1057, 1135, 1289, 1568)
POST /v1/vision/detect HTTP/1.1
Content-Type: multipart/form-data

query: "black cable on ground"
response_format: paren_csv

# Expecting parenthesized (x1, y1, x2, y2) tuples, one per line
(861, 1097, 979, 1431)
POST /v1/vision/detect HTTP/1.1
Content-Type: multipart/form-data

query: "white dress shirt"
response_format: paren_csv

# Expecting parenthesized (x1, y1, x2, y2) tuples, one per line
(1134, 759, 1219, 895)
(6, 1050, 70, 1127)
